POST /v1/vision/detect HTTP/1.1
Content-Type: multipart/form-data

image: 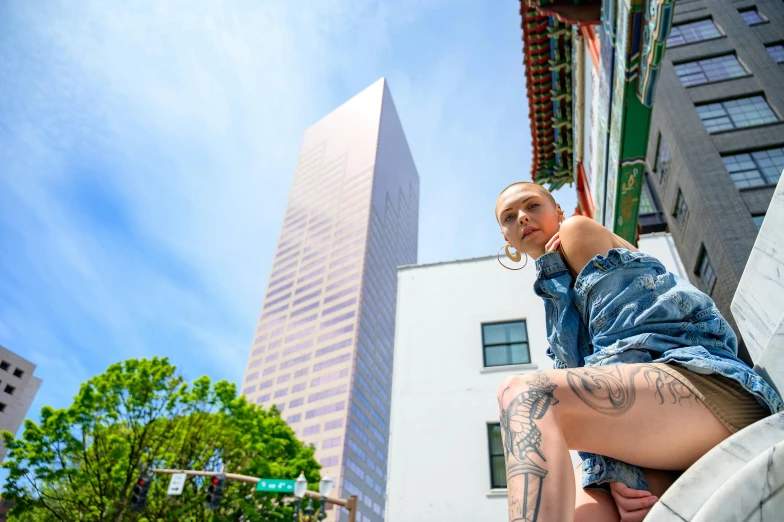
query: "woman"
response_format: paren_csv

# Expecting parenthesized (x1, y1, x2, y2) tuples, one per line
(494, 182, 782, 522)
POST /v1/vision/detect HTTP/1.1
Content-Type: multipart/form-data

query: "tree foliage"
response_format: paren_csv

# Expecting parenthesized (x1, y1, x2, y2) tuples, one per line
(1, 357, 322, 521)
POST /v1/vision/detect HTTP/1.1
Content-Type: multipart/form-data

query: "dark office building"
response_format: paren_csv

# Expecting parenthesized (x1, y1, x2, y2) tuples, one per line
(646, 0, 784, 362)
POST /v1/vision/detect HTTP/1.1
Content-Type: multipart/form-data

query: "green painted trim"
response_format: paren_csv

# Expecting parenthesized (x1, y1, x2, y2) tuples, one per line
(613, 163, 645, 241)
(611, 78, 652, 242)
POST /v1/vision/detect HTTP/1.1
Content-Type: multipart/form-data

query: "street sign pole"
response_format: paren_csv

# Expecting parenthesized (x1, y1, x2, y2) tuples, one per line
(149, 468, 357, 519)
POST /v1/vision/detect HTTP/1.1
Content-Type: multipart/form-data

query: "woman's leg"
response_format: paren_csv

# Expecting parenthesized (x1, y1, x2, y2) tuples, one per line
(497, 364, 730, 522)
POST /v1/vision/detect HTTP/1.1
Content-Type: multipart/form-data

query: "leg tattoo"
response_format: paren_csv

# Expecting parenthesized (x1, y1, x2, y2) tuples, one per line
(565, 365, 699, 416)
(565, 366, 641, 416)
(641, 365, 699, 407)
(499, 372, 559, 522)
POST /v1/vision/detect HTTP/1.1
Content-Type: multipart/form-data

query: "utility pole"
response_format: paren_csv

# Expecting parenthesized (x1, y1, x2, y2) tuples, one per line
(149, 468, 358, 521)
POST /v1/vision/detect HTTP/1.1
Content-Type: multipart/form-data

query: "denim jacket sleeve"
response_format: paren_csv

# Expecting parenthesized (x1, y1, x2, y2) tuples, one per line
(533, 251, 586, 369)
(534, 252, 650, 492)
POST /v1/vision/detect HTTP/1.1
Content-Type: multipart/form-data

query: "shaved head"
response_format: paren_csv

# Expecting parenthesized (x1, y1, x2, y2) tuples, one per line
(498, 182, 556, 206)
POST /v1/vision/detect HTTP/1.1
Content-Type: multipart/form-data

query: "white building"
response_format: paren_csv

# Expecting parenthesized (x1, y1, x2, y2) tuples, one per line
(385, 234, 686, 521)
(0, 346, 42, 462)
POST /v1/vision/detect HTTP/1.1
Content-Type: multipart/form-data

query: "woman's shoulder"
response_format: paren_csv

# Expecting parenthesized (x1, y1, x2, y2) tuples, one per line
(558, 216, 617, 274)
(559, 215, 610, 237)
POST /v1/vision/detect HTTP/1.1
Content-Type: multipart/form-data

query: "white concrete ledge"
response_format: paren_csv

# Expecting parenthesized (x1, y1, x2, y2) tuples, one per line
(480, 363, 539, 374)
(486, 489, 508, 498)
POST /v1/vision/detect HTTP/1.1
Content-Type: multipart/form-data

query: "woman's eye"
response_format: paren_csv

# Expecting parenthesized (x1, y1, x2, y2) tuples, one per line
(528, 203, 540, 209)
(504, 215, 513, 222)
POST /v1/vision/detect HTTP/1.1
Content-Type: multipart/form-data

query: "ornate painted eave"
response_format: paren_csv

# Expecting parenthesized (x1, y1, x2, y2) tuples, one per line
(519, 0, 676, 242)
(520, 2, 575, 189)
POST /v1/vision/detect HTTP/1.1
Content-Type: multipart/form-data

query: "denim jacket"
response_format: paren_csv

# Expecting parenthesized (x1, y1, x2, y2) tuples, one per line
(534, 248, 784, 492)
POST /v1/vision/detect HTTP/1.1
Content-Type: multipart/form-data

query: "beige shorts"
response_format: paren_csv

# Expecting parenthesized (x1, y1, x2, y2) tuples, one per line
(652, 363, 770, 433)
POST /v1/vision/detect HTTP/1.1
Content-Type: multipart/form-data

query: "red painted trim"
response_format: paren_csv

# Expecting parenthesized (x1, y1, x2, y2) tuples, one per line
(522, 6, 544, 180)
(580, 24, 600, 73)
(576, 162, 595, 219)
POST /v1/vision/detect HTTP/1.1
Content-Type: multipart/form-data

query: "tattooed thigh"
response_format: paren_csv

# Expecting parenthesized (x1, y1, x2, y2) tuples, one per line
(564, 364, 700, 417)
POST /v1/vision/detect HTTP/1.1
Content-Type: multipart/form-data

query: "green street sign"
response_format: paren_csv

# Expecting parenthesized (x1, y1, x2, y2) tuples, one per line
(256, 479, 297, 493)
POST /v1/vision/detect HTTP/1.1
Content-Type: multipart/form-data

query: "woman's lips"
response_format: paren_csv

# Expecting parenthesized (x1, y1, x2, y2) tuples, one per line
(522, 227, 538, 240)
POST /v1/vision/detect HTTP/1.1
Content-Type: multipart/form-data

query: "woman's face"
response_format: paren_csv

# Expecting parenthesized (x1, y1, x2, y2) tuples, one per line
(495, 184, 563, 259)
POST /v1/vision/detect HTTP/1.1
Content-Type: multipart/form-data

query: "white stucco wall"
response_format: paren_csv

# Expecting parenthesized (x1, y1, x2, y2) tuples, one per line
(385, 256, 552, 522)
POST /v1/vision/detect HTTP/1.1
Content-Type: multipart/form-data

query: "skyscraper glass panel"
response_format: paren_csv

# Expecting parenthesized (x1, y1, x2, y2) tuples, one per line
(242, 79, 419, 521)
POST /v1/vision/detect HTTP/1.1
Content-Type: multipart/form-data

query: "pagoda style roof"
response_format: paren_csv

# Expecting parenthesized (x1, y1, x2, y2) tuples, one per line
(519, 2, 574, 190)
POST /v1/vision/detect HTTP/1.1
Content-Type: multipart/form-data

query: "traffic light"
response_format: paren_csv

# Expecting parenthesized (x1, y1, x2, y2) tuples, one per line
(130, 476, 152, 511)
(205, 474, 226, 510)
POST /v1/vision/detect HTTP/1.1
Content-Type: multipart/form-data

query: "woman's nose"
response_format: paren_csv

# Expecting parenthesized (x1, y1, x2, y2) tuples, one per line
(518, 213, 529, 225)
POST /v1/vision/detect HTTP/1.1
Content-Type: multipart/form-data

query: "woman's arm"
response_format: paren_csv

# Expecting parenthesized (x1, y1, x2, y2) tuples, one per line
(558, 216, 616, 276)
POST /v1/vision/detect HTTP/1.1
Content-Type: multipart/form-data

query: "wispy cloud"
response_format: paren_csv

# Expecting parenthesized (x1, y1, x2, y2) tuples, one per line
(0, 0, 575, 418)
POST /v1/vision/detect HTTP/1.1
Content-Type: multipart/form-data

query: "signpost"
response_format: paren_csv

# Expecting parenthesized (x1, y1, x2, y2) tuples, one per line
(255, 479, 296, 493)
(149, 468, 358, 522)
(167, 473, 187, 495)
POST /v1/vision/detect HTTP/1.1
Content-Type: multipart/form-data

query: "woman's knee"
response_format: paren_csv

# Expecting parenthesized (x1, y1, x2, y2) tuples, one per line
(496, 374, 524, 404)
(496, 370, 565, 418)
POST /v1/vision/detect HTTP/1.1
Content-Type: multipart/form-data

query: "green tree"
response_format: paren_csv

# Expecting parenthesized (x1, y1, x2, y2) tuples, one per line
(1, 357, 322, 521)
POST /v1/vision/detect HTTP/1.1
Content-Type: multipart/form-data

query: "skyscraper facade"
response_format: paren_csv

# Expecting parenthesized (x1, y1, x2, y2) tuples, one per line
(242, 78, 419, 522)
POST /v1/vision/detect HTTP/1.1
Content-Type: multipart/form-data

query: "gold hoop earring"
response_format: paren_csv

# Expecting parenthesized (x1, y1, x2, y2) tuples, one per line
(497, 243, 528, 271)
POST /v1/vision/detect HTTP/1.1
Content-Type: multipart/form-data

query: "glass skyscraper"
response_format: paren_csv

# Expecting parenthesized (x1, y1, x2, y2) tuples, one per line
(242, 78, 419, 522)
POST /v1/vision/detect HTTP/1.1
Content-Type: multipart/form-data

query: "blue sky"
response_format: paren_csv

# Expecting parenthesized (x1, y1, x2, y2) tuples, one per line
(0, 1, 576, 422)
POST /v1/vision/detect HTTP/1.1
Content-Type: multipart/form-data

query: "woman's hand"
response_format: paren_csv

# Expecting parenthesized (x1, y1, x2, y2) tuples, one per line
(545, 231, 561, 253)
(609, 482, 659, 522)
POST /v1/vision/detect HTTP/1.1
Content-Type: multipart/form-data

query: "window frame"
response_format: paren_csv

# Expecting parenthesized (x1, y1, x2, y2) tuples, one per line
(765, 43, 784, 64)
(654, 132, 671, 181)
(481, 320, 531, 368)
(638, 179, 657, 216)
(673, 188, 689, 230)
(696, 95, 778, 134)
(753, 214, 766, 230)
(695, 246, 717, 295)
(722, 146, 784, 189)
(674, 53, 749, 87)
(739, 7, 768, 26)
(667, 17, 724, 48)
(487, 423, 507, 489)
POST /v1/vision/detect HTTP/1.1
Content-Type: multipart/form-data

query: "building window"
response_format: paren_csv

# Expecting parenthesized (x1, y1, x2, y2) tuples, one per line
(696, 247, 717, 294)
(753, 214, 765, 230)
(482, 321, 530, 367)
(4, 385, 14, 396)
(488, 424, 507, 489)
(12, 369, 23, 378)
(740, 8, 767, 26)
(722, 147, 784, 189)
(696, 96, 777, 133)
(766, 43, 784, 64)
(667, 19, 722, 47)
(0, 402, 5, 413)
(0, 361, 8, 371)
(655, 133, 671, 180)
(638, 182, 656, 215)
(673, 189, 689, 230)
(675, 54, 747, 87)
